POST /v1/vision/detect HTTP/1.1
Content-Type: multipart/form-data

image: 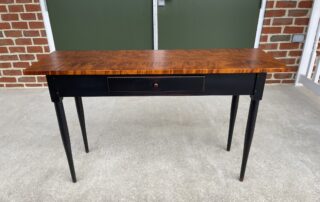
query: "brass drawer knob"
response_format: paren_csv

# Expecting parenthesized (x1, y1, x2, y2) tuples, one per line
(153, 82, 159, 88)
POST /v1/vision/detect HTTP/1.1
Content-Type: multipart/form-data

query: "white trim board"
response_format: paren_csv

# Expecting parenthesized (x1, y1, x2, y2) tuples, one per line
(254, 0, 267, 48)
(40, 0, 55, 52)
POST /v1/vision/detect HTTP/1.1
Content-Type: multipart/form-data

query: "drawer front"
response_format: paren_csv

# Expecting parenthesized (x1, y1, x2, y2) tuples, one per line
(108, 76, 205, 93)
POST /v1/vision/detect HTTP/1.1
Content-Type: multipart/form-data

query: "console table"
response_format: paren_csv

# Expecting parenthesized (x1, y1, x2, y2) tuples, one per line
(25, 49, 289, 183)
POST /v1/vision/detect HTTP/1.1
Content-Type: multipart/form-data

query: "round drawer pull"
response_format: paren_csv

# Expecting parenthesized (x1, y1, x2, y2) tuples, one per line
(153, 82, 159, 88)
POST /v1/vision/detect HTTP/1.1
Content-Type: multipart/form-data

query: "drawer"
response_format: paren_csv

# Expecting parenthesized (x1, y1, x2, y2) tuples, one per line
(107, 76, 205, 93)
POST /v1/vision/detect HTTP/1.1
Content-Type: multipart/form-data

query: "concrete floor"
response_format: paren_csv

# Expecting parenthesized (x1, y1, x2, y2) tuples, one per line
(0, 86, 320, 201)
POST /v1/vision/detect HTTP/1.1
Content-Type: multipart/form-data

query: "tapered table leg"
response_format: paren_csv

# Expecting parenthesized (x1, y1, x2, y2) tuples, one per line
(239, 99, 260, 181)
(54, 99, 77, 183)
(227, 95, 239, 151)
(75, 97, 89, 153)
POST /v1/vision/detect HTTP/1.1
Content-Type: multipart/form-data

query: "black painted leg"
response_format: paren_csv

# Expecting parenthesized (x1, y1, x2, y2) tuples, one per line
(227, 95, 239, 151)
(239, 98, 260, 182)
(75, 97, 89, 153)
(54, 99, 77, 183)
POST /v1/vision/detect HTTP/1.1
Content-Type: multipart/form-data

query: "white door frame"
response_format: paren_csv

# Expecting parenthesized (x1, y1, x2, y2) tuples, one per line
(40, 0, 55, 52)
(41, 0, 267, 52)
(295, 0, 320, 95)
(255, 0, 267, 48)
(153, 0, 159, 50)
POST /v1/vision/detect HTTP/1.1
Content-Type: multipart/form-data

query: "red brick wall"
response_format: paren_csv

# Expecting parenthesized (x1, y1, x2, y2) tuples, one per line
(260, 0, 313, 84)
(0, 0, 314, 87)
(0, 0, 48, 88)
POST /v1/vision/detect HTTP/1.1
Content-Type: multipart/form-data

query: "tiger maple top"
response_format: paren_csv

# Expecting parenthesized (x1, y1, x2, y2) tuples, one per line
(24, 49, 291, 75)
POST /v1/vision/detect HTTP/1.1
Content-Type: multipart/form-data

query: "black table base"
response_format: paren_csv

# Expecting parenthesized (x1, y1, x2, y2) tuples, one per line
(47, 73, 266, 183)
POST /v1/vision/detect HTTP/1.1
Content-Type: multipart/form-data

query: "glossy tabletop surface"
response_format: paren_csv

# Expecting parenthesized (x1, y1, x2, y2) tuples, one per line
(25, 49, 290, 75)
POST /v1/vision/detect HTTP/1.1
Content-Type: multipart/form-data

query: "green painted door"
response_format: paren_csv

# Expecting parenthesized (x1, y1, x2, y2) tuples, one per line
(158, 0, 261, 49)
(46, 0, 153, 50)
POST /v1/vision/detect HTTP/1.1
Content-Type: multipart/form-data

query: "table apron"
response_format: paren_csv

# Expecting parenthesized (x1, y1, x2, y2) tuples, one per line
(46, 74, 265, 101)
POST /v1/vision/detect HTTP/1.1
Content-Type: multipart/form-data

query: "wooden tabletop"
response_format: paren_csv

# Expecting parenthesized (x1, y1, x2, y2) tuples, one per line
(24, 49, 290, 75)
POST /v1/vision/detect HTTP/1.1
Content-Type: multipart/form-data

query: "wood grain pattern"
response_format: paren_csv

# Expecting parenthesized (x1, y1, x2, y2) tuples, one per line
(24, 49, 290, 75)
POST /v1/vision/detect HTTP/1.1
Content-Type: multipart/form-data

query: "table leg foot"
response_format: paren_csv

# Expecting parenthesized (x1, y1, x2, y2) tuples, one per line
(54, 99, 77, 183)
(227, 95, 239, 151)
(75, 97, 89, 153)
(239, 98, 260, 182)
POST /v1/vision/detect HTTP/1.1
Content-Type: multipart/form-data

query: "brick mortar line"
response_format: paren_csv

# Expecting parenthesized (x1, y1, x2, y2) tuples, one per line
(270, 8, 299, 11)
(2, 20, 44, 22)
(3, 36, 48, 39)
(1, 37, 48, 40)
(262, 25, 308, 28)
(1, 45, 48, 50)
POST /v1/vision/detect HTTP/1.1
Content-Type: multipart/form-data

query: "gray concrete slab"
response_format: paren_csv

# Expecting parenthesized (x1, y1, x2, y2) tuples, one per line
(0, 86, 320, 201)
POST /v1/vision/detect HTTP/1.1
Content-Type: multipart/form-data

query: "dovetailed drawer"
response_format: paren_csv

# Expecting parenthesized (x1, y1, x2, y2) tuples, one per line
(107, 76, 205, 93)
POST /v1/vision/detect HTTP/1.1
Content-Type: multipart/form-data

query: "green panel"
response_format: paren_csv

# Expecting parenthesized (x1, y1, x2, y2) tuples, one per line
(158, 0, 261, 49)
(47, 0, 153, 50)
